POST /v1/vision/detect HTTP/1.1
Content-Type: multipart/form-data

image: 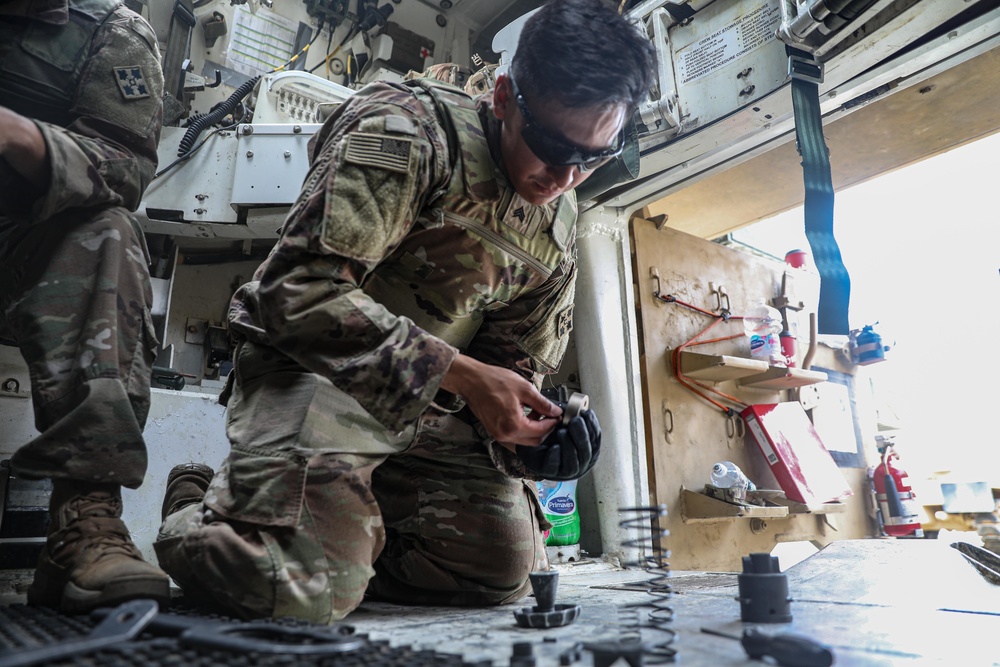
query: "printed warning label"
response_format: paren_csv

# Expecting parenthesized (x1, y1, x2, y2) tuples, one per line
(676, 3, 781, 85)
(747, 416, 778, 465)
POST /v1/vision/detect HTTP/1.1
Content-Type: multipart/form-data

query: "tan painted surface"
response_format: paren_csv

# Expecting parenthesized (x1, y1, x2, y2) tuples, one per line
(631, 220, 877, 571)
(642, 48, 1000, 239)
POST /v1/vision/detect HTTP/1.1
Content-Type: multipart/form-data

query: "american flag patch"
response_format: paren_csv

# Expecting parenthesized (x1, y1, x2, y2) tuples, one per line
(344, 133, 413, 173)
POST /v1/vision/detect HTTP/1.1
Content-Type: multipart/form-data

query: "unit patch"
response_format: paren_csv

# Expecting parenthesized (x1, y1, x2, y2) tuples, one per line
(344, 133, 413, 173)
(556, 305, 574, 338)
(114, 66, 151, 100)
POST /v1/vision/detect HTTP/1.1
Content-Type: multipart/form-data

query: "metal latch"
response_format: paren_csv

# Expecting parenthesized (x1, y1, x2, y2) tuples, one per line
(788, 54, 824, 84)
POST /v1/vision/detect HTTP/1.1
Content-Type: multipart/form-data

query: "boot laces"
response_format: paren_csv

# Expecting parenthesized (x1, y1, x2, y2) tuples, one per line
(53, 494, 143, 561)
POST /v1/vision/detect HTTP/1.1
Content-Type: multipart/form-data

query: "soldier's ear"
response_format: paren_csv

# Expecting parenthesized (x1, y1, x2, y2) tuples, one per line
(494, 75, 513, 121)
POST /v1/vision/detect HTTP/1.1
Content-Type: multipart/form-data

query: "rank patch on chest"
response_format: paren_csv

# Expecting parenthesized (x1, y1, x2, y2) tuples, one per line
(556, 305, 574, 338)
(114, 66, 150, 100)
(344, 133, 413, 174)
(501, 193, 545, 238)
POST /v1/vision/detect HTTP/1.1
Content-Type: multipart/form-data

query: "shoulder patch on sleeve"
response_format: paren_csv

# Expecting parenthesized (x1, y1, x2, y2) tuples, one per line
(384, 114, 419, 136)
(344, 133, 413, 174)
(114, 65, 151, 100)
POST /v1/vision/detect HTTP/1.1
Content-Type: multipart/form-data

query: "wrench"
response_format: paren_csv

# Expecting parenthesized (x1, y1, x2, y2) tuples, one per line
(0, 598, 157, 667)
(91, 606, 365, 655)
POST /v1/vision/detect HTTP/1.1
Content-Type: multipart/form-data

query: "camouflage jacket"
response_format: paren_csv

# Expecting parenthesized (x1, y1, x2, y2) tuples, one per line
(0, 0, 164, 224)
(229, 79, 579, 433)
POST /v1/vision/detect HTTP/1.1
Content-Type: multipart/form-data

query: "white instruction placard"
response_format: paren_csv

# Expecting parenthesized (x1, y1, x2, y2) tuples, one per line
(227, 5, 300, 76)
(676, 3, 781, 85)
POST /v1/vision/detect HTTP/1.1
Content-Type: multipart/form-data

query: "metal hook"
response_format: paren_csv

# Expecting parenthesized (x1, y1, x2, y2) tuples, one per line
(726, 413, 746, 442)
(710, 283, 731, 314)
(662, 400, 674, 444)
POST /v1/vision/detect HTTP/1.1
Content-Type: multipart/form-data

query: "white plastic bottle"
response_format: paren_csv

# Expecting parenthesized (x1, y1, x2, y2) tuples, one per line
(710, 461, 751, 490)
(743, 303, 785, 366)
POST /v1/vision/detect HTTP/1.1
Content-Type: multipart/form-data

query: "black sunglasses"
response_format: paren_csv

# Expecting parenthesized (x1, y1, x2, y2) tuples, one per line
(508, 73, 624, 172)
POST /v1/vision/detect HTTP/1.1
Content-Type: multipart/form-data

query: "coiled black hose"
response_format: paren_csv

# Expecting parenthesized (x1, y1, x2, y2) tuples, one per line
(177, 74, 260, 157)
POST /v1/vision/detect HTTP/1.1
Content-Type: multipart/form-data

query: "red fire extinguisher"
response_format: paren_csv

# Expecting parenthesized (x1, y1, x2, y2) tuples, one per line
(871, 442, 924, 537)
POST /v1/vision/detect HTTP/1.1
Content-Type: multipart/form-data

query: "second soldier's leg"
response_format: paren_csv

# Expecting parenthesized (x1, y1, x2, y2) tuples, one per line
(3, 208, 155, 486)
(0, 207, 167, 612)
(367, 412, 549, 606)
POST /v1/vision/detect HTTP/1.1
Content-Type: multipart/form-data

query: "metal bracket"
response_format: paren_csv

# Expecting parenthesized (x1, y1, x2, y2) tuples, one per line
(788, 53, 824, 84)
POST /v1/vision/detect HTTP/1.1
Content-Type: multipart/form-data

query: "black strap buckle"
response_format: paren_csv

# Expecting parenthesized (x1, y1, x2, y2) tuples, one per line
(788, 54, 824, 84)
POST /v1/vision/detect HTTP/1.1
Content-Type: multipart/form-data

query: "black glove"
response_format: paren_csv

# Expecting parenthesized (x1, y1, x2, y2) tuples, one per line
(516, 408, 601, 481)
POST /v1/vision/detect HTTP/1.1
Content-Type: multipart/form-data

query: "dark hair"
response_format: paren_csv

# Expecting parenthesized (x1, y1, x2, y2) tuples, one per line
(511, 0, 655, 110)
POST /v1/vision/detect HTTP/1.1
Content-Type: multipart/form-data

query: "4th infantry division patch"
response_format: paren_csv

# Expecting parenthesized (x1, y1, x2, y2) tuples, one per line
(114, 66, 150, 100)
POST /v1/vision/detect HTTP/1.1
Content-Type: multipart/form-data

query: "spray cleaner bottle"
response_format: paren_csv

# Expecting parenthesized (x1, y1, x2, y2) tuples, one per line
(537, 479, 580, 546)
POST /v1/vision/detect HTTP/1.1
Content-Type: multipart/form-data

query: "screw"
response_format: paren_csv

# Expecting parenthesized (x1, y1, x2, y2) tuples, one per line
(194, 208, 206, 215)
(1, 378, 19, 393)
(195, 194, 207, 201)
(293, 125, 302, 134)
(246, 151, 254, 159)
(737, 67, 753, 79)
(242, 124, 253, 134)
(739, 84, 756, 97)
(284, 151, 292, 159)
(750, 518, 768, 534)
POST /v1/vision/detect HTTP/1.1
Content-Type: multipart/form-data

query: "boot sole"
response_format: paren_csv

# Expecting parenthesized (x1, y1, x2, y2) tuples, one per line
(60, 575, 172, 613)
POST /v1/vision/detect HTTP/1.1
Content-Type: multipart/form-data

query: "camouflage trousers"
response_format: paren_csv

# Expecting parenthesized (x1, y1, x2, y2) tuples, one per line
(0, 207, 156, 488)
(155, 341, 549, 623)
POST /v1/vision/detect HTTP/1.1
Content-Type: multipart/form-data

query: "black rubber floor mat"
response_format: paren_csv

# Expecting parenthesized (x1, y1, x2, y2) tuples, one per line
(0, 603, 490, 666)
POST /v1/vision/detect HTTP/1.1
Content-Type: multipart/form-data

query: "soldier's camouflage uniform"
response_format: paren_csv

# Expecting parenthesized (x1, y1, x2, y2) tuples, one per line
(0, 0, 164, 488)
(155, 77, 578, 623)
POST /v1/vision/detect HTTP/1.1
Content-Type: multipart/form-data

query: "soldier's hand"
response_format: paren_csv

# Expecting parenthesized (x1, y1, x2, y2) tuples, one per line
(516, 408, 601, 481)
(441, 354, 562, 446)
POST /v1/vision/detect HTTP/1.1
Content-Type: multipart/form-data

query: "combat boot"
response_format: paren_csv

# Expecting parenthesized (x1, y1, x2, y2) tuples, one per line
(161, 463, 214, 520)
(28, 481, 171, 613)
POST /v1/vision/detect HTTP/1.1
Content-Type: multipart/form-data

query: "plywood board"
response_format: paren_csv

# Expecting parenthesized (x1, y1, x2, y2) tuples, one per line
(631, 220, 875, 571)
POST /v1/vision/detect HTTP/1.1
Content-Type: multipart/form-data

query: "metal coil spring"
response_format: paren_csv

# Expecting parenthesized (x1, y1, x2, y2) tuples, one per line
(618, 505, 678, 663)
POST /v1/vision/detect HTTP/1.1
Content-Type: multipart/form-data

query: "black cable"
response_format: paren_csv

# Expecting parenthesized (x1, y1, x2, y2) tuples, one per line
(155, 106, 248, 179)
(309, 24, 357, 74)
(176, 21, 327, 158)
(176, 74, 260, 157)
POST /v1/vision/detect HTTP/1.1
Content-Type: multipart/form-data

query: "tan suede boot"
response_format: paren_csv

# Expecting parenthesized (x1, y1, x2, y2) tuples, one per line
(28, 481, 171, 613)
(160, 463, 214, 520)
